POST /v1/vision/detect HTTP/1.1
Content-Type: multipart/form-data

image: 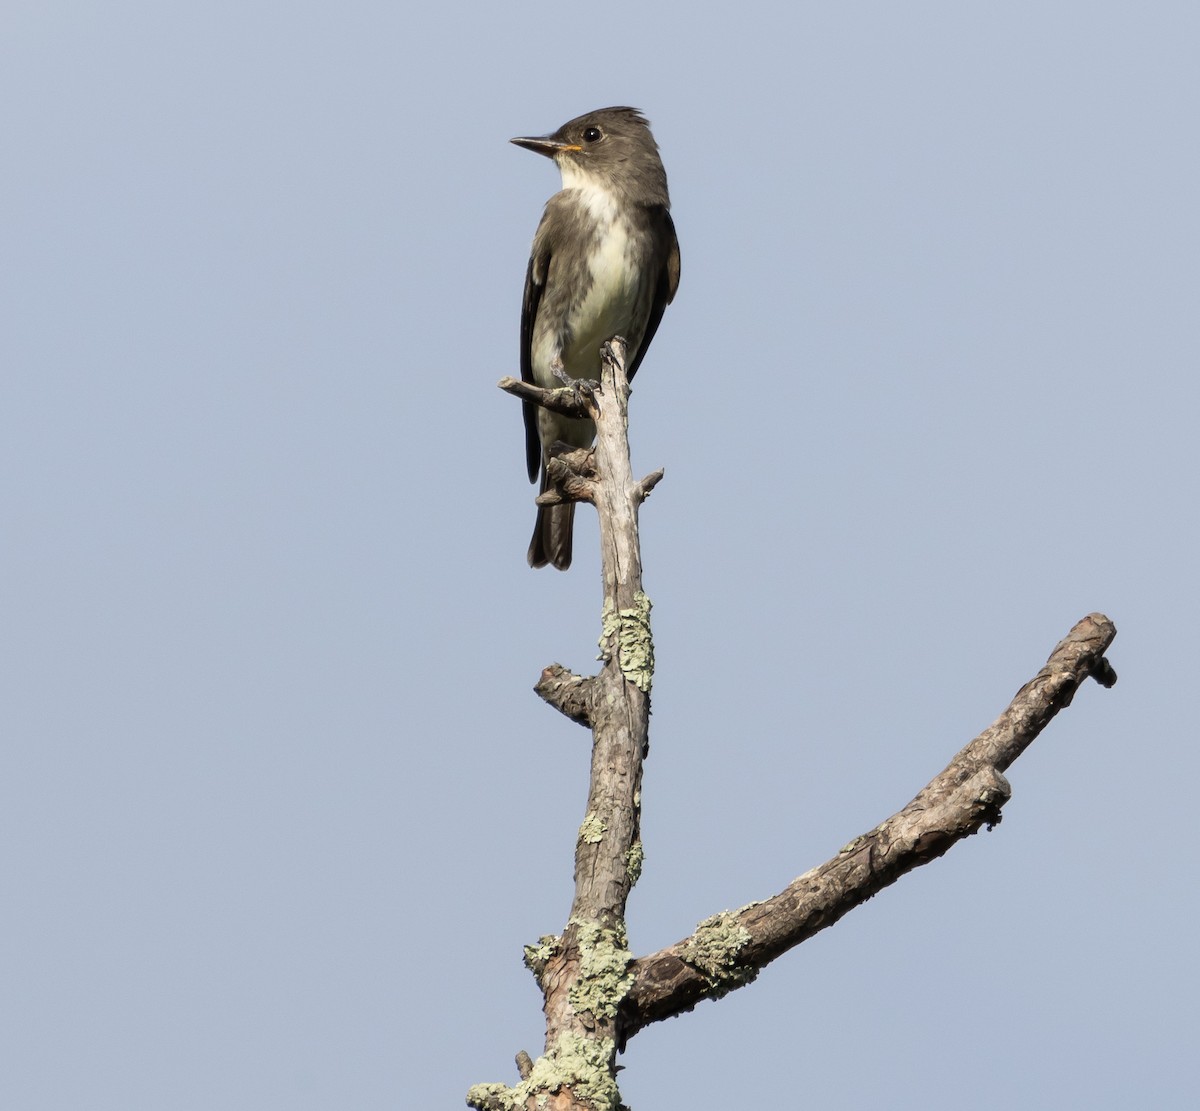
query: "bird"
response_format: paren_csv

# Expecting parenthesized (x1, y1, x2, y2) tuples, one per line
(512, 106, 680, 570)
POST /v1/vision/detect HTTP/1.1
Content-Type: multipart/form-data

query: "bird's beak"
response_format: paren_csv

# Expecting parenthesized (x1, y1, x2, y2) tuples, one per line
(510, 135, 583, 159)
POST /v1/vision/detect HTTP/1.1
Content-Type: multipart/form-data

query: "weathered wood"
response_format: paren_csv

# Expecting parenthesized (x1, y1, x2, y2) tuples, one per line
(473, 356, 1118, 1111)
(472, 341, 657, 1111)
(619, 613, 1117, 1038)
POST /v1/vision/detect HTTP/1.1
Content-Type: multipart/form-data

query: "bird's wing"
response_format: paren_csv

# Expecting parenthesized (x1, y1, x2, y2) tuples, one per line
(520, 223, 552, 484)
(627, 208, 681, 382)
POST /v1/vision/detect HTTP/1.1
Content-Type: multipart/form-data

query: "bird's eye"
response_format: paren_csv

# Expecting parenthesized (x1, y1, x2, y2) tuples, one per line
(582, 127, 602, 143)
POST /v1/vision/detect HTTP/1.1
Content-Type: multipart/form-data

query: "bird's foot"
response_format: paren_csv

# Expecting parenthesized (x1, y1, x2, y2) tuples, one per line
(552, 366, 601, 407)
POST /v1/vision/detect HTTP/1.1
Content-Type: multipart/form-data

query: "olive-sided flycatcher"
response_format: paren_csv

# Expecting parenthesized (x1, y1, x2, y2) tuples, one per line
(512, 107, 680, 570)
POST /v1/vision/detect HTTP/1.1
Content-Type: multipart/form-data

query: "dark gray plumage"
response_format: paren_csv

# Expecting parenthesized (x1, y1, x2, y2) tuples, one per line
(513, 107, 680, 570)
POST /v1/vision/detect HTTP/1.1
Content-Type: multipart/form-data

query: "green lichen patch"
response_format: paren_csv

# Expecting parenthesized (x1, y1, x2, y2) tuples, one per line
(466, 1032, 621, 1111)
(522, 934, 560, 977)
(625, 840, 644, 886)
(465, 1081, 510, 1110)
(578, 810, 607, 845)
(678, 910, 758, 998)
(597, 593, 655, 693)
(568, 919, 634, 1022)
(541, 1031, 620, 1110)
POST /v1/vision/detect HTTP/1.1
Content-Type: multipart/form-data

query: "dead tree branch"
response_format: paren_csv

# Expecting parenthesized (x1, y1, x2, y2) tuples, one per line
(534, 664, 595, 728)
(498, 375, 595, 420)
(472, 340, 659, 1111)
(618, 613, 1117, 1039)
(474, 351, 1118, 1110)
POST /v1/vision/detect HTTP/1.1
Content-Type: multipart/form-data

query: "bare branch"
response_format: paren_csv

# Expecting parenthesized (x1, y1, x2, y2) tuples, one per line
(539, 335, 652, 1003)
(498, 375, 594, 420)
(537, 448, 598, 507)
(635, 469, 665, 502)
(472, 340, 659, 1111)
(534, 664, 594, 728)
(619, 613, 1118, 1039)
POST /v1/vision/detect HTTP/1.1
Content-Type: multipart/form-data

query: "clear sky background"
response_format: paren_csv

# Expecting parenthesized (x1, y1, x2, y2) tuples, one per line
(4, 2, 1196, 1108)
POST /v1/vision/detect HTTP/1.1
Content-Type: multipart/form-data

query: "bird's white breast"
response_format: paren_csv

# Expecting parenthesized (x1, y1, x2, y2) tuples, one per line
(557, 175, 641, 377)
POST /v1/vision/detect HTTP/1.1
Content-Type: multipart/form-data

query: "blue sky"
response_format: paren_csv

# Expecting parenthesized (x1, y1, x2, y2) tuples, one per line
(3, 3, 1196, 1108)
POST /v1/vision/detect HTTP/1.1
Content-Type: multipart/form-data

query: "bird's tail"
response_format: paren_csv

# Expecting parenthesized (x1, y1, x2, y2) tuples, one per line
(528, 501, 574, 570)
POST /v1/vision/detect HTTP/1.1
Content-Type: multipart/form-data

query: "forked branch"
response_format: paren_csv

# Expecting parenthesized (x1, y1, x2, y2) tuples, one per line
(474, 350, 1118, 1111)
